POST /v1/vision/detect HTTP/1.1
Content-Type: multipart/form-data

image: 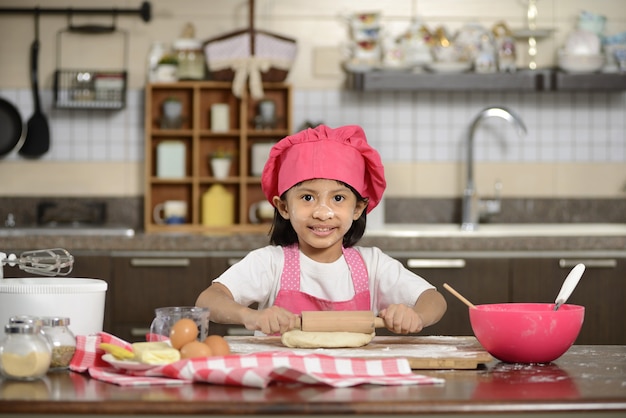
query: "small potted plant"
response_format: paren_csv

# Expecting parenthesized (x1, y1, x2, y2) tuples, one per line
(156, 55, 179, 82)
(161, 97, 183, 129)
(209, 148, 235, 179)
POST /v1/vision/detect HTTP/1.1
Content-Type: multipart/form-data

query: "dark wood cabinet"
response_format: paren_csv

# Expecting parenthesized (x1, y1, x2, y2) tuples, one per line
(110, 254, 208, 342)
(17, 249, 618, 344)
(396, 257, 510, 336)
(510, 257, 626, 344)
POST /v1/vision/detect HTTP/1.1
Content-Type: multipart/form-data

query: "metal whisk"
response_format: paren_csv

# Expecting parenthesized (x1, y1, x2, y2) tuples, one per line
(0, 248, 74, 279)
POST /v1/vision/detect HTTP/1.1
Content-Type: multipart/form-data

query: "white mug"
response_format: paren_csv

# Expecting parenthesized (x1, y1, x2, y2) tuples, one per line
(154, 200, 187, 224)
(249, 200, 274, 223)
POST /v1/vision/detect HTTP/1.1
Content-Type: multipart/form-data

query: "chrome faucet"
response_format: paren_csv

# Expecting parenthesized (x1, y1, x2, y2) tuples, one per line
(461, 107, 527, 231)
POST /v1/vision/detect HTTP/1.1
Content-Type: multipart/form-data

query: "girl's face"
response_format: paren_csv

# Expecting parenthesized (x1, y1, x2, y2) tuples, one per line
(273, 179, 367, 262)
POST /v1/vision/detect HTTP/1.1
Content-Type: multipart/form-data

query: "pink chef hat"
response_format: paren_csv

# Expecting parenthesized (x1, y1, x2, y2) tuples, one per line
(261, 124, 386, 213)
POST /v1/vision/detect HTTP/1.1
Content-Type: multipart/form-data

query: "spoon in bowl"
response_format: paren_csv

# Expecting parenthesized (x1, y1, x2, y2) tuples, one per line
(443, 283, 476, 309)
(554, 263, 585, 311)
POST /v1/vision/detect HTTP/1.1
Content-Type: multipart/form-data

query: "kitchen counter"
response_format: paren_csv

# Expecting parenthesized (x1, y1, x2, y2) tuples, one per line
(3, 225, 626, 254)
(0, 344, 625, 417)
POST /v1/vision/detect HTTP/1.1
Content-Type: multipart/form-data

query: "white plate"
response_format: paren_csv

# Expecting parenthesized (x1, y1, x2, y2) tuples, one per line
(426, 61, 472, 73)
(101, 354, 159, 371)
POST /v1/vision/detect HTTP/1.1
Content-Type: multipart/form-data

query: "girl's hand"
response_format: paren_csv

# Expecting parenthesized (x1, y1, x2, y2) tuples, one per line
(243, 306, 298, 335)
(378, 304, 424, 334)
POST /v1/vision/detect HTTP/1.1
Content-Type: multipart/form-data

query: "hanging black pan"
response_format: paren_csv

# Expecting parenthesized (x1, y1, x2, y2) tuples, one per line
(19, 9, 50, 158)
(0, 97, 23, 157)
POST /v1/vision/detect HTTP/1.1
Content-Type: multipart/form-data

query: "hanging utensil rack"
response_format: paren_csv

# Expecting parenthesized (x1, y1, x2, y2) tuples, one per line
(54, 20, 129, 110)
(0, 2, 150, 110)
(0, 2, 150, 22)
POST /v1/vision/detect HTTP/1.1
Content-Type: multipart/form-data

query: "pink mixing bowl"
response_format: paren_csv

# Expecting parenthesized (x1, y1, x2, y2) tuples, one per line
(469, 303, 585, 363)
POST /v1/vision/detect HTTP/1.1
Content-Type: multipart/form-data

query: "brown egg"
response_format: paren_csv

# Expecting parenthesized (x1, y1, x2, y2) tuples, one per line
(204, 335, 231, 356)
(180, 341, 212, 359)
(169, 318, 198, 349)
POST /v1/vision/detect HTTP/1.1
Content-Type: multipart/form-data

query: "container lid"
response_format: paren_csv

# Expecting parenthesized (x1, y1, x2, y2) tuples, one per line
(174, 38, 202, 50)
(4, 323, 40, 334)
(41, 316, 71, 326)
(0, 278, 107, 294)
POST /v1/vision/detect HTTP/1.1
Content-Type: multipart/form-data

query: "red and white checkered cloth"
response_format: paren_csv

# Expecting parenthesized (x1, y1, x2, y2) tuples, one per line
(70, 333, 444, 389)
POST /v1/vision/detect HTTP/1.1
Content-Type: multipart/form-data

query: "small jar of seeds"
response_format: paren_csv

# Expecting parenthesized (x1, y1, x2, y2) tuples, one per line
(40, 317, 76, 370)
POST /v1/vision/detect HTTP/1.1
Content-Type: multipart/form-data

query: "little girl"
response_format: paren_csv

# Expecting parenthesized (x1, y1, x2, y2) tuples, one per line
(196, 124, 446, 335)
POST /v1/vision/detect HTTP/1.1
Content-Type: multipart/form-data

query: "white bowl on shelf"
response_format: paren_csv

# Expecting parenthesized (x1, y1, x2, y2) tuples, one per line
(558, 52, 604, 73)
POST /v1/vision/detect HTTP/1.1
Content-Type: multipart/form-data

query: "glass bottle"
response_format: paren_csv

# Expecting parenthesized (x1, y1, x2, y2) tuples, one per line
(174, 38, 205, 80)
(147, 41, 167, 82)
(40, 317, 76, 370)
(0, 323, 51, 380)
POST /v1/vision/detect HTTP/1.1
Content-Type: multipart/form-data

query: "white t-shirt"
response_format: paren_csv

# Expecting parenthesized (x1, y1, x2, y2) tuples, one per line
(213, 245, 435, 314)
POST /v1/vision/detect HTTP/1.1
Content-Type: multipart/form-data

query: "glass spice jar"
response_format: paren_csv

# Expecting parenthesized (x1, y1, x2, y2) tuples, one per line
(40, 317, 76, 370)
(0, 323, 52, 381)
(174, 38, 205, 80)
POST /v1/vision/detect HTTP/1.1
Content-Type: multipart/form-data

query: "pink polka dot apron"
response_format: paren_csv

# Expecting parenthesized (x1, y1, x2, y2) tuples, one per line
(273, 244, 371, 314)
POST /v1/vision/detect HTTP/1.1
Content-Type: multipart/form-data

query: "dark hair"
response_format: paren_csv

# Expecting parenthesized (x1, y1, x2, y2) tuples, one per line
(268, 182, 368, 247)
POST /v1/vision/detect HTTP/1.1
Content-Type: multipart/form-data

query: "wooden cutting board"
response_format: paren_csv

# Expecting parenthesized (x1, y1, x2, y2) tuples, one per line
(225, 335, 493, 370)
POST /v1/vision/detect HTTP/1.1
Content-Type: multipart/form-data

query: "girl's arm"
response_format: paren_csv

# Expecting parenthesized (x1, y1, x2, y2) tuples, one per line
(379, 288, 447, 334)
(195, 282, 297, 335)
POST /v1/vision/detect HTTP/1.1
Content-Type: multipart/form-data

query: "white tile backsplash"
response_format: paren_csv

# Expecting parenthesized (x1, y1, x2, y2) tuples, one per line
(1, 87, 625, 164)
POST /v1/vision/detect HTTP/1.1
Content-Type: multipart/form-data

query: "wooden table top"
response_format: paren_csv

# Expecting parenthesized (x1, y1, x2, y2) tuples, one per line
(1, 345, 625, 417)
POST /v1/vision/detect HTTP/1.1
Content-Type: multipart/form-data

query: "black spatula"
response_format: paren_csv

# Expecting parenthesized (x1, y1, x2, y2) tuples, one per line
(19, 11, 50, 158)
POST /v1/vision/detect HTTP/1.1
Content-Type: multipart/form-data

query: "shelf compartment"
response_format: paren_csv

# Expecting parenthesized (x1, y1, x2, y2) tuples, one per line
(247, 136, 280, 177)
(245, 183, 271, 225)
(199, 85, 241, 132)
(198, 136, 239, 178)
(148, 87, 194, 131)
(149, 137, 192, 178)
(146, 183, 194, 231)
(199, 183, 241, 226)
(247, 84, 293, 130)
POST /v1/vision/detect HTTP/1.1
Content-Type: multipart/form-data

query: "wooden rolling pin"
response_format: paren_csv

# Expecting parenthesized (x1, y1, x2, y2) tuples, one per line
(294, 311, 385, 334)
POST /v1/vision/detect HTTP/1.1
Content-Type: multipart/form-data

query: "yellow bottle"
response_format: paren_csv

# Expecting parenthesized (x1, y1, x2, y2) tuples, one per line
(202, 184, 234, 226)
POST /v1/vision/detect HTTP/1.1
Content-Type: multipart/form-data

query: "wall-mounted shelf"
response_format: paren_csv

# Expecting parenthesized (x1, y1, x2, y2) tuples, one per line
(346, 69, 626, 92)
(549, 72, 626, 91)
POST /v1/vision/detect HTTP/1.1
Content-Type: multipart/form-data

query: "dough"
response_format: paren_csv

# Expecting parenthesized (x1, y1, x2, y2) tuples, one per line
(281, 330, 374, 348)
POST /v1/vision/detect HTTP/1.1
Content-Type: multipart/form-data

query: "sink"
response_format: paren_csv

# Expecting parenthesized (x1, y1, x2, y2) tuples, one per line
(0, 226, 135, 237)
(365, 223, 626, 238)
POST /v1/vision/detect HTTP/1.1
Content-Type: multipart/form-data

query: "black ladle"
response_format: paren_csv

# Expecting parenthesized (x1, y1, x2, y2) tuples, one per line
(19, 9, 50, 158)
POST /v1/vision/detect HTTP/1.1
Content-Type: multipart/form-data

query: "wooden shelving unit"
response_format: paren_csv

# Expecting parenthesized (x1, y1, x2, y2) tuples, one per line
(144, 81, 292, 234)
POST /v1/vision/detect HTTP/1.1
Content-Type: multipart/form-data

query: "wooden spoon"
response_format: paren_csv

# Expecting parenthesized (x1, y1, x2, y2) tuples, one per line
(443, 283, 477, 309)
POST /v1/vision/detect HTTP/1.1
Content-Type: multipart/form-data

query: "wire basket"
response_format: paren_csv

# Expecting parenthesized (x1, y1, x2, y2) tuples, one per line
(54, 70, 127, 109)
(54, 26, 128, 110)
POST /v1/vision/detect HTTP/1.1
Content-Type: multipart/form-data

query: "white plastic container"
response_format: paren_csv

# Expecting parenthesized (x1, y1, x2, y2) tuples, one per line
(0, 278, 107, 338)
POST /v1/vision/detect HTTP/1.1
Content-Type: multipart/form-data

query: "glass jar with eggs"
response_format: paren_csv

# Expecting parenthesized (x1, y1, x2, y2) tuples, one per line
(149, 306, 209, 343)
